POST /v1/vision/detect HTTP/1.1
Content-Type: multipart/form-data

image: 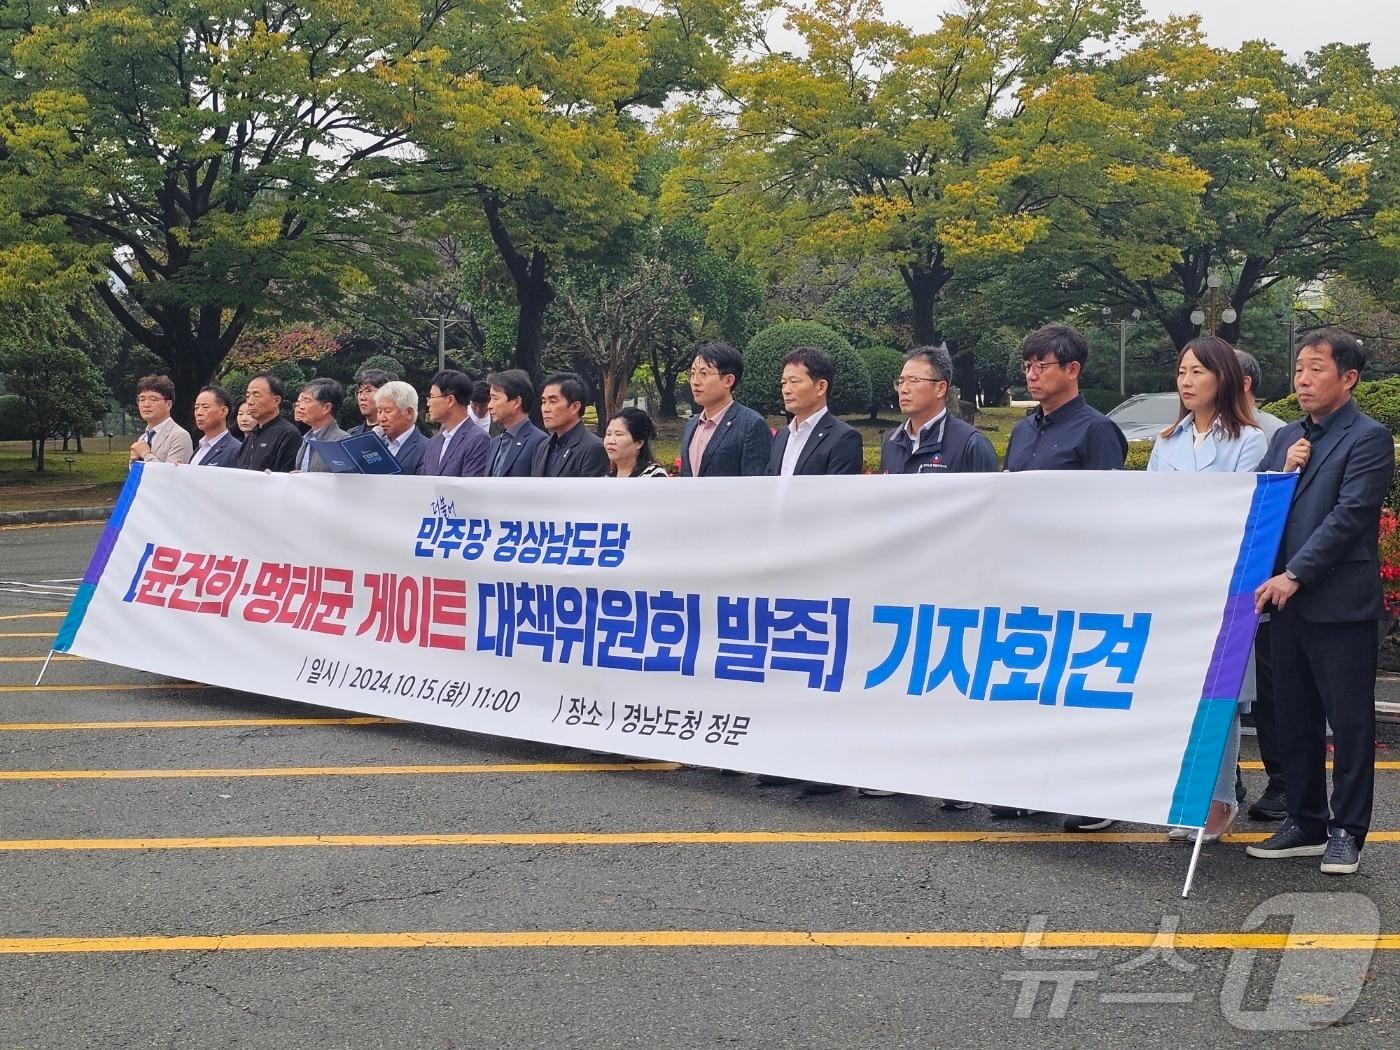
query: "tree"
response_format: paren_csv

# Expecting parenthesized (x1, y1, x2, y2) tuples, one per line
(390, 1, 752, 388)
(0, 2, 451, 424)
(665, 0, 1201, 388)
(0, 301, 108, 471)
(1037, 24, 1400, 349)
(857, 345, 902, 420)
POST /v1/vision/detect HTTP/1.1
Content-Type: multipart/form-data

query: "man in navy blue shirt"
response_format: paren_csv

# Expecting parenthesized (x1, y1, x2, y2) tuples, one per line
(1003, 324, 1127, 472)
(997, 323, 1127, 833)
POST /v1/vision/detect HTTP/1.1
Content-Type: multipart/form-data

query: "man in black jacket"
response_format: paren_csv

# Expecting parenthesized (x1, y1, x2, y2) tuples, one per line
(236, 373, 300, 472)
(530, 372, 609, 478)
(1247, 328, 1395, 875)
(766, 346, 862, 477)
(881, 345, 997, 474)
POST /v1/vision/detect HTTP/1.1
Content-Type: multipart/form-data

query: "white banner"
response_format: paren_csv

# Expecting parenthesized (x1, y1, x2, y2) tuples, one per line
(56, 462, 1294, 828)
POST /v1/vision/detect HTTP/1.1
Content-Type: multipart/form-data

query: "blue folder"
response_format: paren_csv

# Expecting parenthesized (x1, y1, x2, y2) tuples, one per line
(306, 433, 403, 475)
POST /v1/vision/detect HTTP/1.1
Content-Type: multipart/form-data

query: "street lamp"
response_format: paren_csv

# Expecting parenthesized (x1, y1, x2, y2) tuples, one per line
(1102, 306, 1142, 398)
(1190, 273, 1237, 336)
(413, 311, 475, 373)
(1275, 306, 1299, 388)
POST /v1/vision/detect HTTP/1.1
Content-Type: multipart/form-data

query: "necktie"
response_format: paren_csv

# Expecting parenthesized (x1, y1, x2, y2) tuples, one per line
(545, 435, 561, 474)
(144, 428, 156, 448)
(300, 441, 313, 472)
(1301, 418, 1322, 443)
(491, 437, 508, 477)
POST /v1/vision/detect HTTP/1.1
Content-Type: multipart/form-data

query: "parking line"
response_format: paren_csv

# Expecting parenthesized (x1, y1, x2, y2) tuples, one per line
(0, 612, 66, 620)
(0, 761, 682, 781)
(0, 683, 207, 693)
(0, 716, 401, 732)
(0, 521, 104, 532)
(0, 655, 81, 663)
(2, 829, 1398, 852)
(0, 633, 57, 639)
(0, 930, 1396, 955)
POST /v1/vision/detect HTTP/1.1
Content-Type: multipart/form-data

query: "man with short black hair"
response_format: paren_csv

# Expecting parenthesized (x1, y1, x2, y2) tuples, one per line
(1247, 328, 1395, 875)
(236, 373, 301, 472)
(348, 367, 396, 438)
(130, 374, 193, 465)
(486, 369, 548, 477)
(467, 379, 493, 435)
(1003, 324, 1128, 472)
(999, 324, 1126, 833)
(293, 378, 348, 472)
(768, 347, 862, 477)
(882, 345, 998, 474)
(420, 370, 490, 477)
(375, 381, 429, 475)
(680, 341, 772, 477)
(190, 386, 241, 467)
(531, 372, 608, 478)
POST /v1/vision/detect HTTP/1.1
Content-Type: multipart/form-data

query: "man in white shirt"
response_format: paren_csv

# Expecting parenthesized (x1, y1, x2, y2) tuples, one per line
(129, 374, 193, 465)
(467, 380, 493, 435)
(766, 346, 862, 477)
(189, 386, 242, 467)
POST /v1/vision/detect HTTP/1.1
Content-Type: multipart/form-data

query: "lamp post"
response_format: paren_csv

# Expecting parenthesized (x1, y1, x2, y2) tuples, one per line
(1275, 306, 1299, 386)
(1101, 306, 1142, 398)
(1190, 273, 1237, 336)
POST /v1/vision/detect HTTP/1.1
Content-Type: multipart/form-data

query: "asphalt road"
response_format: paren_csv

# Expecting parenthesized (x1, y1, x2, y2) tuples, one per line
(1, 522, 1398, 1048)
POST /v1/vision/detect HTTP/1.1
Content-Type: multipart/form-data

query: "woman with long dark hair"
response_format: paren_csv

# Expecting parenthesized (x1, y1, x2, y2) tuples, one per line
(1150, 335, 1266, 844)
(604, 407, 668, 478)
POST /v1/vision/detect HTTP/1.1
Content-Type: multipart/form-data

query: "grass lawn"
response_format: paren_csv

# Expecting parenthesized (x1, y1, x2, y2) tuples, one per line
(0, 437, 136, 512)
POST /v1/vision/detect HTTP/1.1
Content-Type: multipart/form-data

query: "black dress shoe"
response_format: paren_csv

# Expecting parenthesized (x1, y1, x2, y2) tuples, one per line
(1248, 783, 1288, 821)
(1245, 819, 1326, 859)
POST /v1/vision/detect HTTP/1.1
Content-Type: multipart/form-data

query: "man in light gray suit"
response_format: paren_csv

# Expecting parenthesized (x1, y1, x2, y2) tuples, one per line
(129, 374, 193, 465)
(293, 378, 349, 472)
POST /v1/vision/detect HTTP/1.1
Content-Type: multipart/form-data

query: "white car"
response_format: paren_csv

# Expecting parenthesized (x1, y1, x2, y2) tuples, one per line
(1106, 392, 1180, 442)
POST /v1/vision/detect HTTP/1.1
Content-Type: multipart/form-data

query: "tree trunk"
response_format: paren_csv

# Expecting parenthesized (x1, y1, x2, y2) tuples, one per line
(603, 366, 631, 422)
(651, 343, 681, 418)
(1163, 309, 1197, 352)
(30, 437, 39, 461)
(61, 432, 70, 451)
(899, 255, 958, 380)
(33, 434, 45, 473)
(76, 432, 84, 453)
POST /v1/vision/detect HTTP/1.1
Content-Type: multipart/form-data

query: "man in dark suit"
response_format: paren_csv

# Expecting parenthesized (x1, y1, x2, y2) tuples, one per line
(756, 346, 862, 797)
(419, 369, 490, 478)
(188, 385, 242, 467)
(679, 342, 772, 477)
(1247, 328, 1395, 875)
(766, 346, 862, 476)
(347, 367, 396, 438)
(374, 380, 429, 475)
(486, 369, 548, 477)
(293, 378, 349, 472)
(530, 372, 608, 478)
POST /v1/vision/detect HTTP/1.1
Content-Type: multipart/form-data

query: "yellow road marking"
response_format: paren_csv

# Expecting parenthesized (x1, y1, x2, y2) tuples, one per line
(1, 930, 1396, 955)
(0, 716, 400, 732)
(0, 521, 103, 532)
(0, 683, 207, 693)
(0, 632, 57, 639)
(0, 655, 81, 663)
(0, 612, 66, 620)
(0, 761, 681, 781)
(4, 829, 1399, 852)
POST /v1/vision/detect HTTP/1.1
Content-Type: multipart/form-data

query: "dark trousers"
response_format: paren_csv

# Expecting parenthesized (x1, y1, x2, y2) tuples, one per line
(1252, 618, 1285, 786)
(1270, 607, 1378, 845)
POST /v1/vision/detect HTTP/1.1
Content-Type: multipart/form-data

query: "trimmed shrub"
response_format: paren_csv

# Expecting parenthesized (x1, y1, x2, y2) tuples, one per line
(0, 393, 26, 440)
(1264, 377, 1400, 434)
(743, 321, 870, 417)
(858, 345, 904, 418)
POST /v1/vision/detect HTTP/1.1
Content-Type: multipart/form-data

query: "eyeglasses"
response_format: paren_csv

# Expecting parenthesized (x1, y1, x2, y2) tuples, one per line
(690, 368, 721, 381)
(1022, 359, 1064, 376)
(892, 376, 945, 390)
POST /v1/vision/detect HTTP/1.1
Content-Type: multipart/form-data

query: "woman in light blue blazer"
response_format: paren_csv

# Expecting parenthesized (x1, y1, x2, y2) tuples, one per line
(1150, 336, 1265, 844)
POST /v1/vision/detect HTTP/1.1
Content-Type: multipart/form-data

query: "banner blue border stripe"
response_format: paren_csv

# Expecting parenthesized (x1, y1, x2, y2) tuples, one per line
(1167, 473, 1296, 827)
(53, 463, 144, 653)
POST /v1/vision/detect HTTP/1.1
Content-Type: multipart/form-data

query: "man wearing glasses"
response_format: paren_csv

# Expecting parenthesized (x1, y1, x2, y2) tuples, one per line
(679, 342, 772, 477)
(996, 323, 1127, 832)
(881, 345, 997, 474)
(1003, 324, 1127, 472)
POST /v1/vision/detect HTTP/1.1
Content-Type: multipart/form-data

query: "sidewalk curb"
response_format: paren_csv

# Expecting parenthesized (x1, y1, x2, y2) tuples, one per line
(0, 506, 112, 526)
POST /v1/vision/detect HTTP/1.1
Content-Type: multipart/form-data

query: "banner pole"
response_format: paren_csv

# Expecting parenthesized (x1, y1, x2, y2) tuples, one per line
(1180, 831, 1206, 898)
(33, 649, 56, 687)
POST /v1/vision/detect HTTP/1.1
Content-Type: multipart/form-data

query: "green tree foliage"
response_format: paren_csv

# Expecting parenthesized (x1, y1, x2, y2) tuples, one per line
(0, 300, 108, 470)
(0, 1, 450, 422)
(665, 0, 1203, 390)
(744, 320, 870, 416)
